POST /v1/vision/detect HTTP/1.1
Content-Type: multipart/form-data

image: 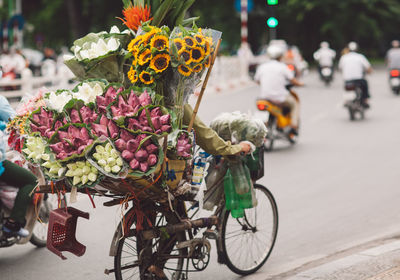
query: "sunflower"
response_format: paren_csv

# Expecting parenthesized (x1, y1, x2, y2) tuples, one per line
(192, 64, 203, 73)
(150, 53, 170, 73)
(150, 35, 168, 51)
(179, 49, 192, 65)
(183, 36, 195, 48)
(138, 49, 152, 65)
(143, 28, 161, 43)
(128, 67, 138, 83)
(119, 5, 152, 32)
(194, 34, 205, 45)
(178, 65, 192, 77)
(203, 41, 211, 56)
(190, 47, 205, 63)
(139, 71, 154, 84)
(128, 37, 143, 52)
(173, 38, 185, 53)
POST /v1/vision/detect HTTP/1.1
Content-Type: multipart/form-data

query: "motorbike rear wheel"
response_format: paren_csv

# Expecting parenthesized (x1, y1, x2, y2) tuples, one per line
(264, 116, 276, 152)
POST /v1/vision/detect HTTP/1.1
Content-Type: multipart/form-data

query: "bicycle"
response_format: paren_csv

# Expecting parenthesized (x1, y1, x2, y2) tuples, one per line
(105, 148, 279, 280)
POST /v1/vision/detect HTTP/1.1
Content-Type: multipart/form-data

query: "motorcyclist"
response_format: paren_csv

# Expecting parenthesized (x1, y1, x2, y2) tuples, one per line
(0, 95, 37, 237)
(338, 42, 372, 108)
(254, 45, 303, 135)
(313, 41, 336, 79)
(386, 40, 400, 70)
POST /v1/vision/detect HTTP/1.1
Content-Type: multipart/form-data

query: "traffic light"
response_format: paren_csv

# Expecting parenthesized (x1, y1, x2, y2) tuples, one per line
(267, 0, 278, 5)
(267, 17, 278, 28)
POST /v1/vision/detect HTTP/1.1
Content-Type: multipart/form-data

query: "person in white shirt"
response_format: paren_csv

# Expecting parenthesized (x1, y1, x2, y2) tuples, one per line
(313, 41, 336, 78)
(386, 40, 400, 70)
(255, 45, 303, 133)
(338, 42, 372, 107)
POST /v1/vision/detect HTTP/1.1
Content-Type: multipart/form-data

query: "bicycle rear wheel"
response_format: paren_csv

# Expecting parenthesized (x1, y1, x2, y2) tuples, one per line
(221, 184, 278, 275)
(114, 210, 185, 280)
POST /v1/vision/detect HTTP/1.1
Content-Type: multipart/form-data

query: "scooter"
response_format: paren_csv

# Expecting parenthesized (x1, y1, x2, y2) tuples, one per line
(343, 81, 366, 121)
(0, 164, 59, 248)
(256, 90, 299, 151)
(319, 66, 333, 86)
(389, 69, 400, 95)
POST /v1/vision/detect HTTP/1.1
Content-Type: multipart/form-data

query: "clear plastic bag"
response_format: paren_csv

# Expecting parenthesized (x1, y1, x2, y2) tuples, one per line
(210, 111, 267, 147)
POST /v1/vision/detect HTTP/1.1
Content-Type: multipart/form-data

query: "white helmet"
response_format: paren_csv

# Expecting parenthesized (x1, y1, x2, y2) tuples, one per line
(348, 41, 358, 52)
(320, 41, 329, 48)
(267, 45, 285, 59)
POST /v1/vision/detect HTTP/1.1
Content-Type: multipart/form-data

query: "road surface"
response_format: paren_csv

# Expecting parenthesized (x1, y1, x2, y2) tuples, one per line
(2, 68, 400, 280)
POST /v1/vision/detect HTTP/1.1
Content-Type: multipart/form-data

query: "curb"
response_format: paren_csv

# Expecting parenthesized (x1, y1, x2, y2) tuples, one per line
(284, 238, 400, 280)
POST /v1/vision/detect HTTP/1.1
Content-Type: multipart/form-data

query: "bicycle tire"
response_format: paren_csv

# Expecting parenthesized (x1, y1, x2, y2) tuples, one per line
(221, 184, 278, 275)
(114, 208, 186, 280)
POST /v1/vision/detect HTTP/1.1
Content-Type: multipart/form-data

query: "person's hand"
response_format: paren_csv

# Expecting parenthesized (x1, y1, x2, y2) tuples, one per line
(239, 141, 252, 154)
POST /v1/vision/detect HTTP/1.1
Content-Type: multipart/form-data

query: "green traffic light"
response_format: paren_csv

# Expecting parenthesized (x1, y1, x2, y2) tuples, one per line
(267, 0, 278, 5)
(267, 17, 278, 28)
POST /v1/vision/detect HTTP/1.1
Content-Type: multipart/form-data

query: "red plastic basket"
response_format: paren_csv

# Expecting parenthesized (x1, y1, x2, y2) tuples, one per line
(46, 207, 89, 260)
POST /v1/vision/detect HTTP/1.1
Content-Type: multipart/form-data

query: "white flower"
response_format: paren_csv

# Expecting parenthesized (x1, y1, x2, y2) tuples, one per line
(109, 25, 120, 34)
(73, 82, 104, 104)
(45, 91, 73, 112)
(107, 38, 119, 52)
(75, 37, 120, 61)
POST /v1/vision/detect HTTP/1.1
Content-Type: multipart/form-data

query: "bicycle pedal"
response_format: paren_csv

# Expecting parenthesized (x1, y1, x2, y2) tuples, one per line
(203, 229, 218, 240)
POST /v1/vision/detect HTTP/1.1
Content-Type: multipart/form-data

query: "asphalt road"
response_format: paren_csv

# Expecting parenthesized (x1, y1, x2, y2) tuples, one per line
(2, 68, 400, 280)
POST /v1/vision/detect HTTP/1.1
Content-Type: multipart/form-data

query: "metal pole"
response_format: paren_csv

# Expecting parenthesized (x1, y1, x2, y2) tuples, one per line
(269, 28, 276, 41)
(240, 0, 248, 44)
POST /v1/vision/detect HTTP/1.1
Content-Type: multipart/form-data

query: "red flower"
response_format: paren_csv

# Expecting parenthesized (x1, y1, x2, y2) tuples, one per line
(119, 5, 152, 32)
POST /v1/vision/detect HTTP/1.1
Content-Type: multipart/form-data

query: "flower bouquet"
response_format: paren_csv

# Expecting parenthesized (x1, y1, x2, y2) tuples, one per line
(7, 0, 222, 202)
(64, 26, 130, 84)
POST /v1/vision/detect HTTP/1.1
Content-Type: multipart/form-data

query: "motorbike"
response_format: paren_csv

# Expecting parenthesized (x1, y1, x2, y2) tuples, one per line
(0, 163, 59, 249)
(256, 88, 299, 151)
(343, 81, 365, 120)
(319, 66, 333, 86)
(389, 69, 400, 95)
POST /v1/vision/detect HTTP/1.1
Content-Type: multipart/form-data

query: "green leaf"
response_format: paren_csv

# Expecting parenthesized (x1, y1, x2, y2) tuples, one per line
(175, 0, 196, 26)
(151, 0, 174, 26)
(182, 17, 200, 27)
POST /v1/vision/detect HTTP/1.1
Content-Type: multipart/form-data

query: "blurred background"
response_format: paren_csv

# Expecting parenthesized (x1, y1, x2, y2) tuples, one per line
(2, 0, 400, 59)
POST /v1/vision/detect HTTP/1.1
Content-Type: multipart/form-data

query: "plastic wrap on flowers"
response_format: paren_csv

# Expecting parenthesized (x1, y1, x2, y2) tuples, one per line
(64, 158, 103, 188)
(210, 112, 268, 147)
(165, 26, 222, 128)
(27, 107, 67, 140)
(71, 79, 109, 105)
(49, 123, 95, 162)
(115, 129, 164, 177)
(125, 105, 172, 136)
(86, 137, 128, 179)
(106, 87, 155, 126)
(167, 129, 194, 160)
(64, 27, 130, 83)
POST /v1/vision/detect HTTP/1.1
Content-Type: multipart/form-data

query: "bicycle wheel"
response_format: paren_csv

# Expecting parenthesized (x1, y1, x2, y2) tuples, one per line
(30, 193, 64, 247)
(114, 210, 185, 280)
(221, 184, 278, 275)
